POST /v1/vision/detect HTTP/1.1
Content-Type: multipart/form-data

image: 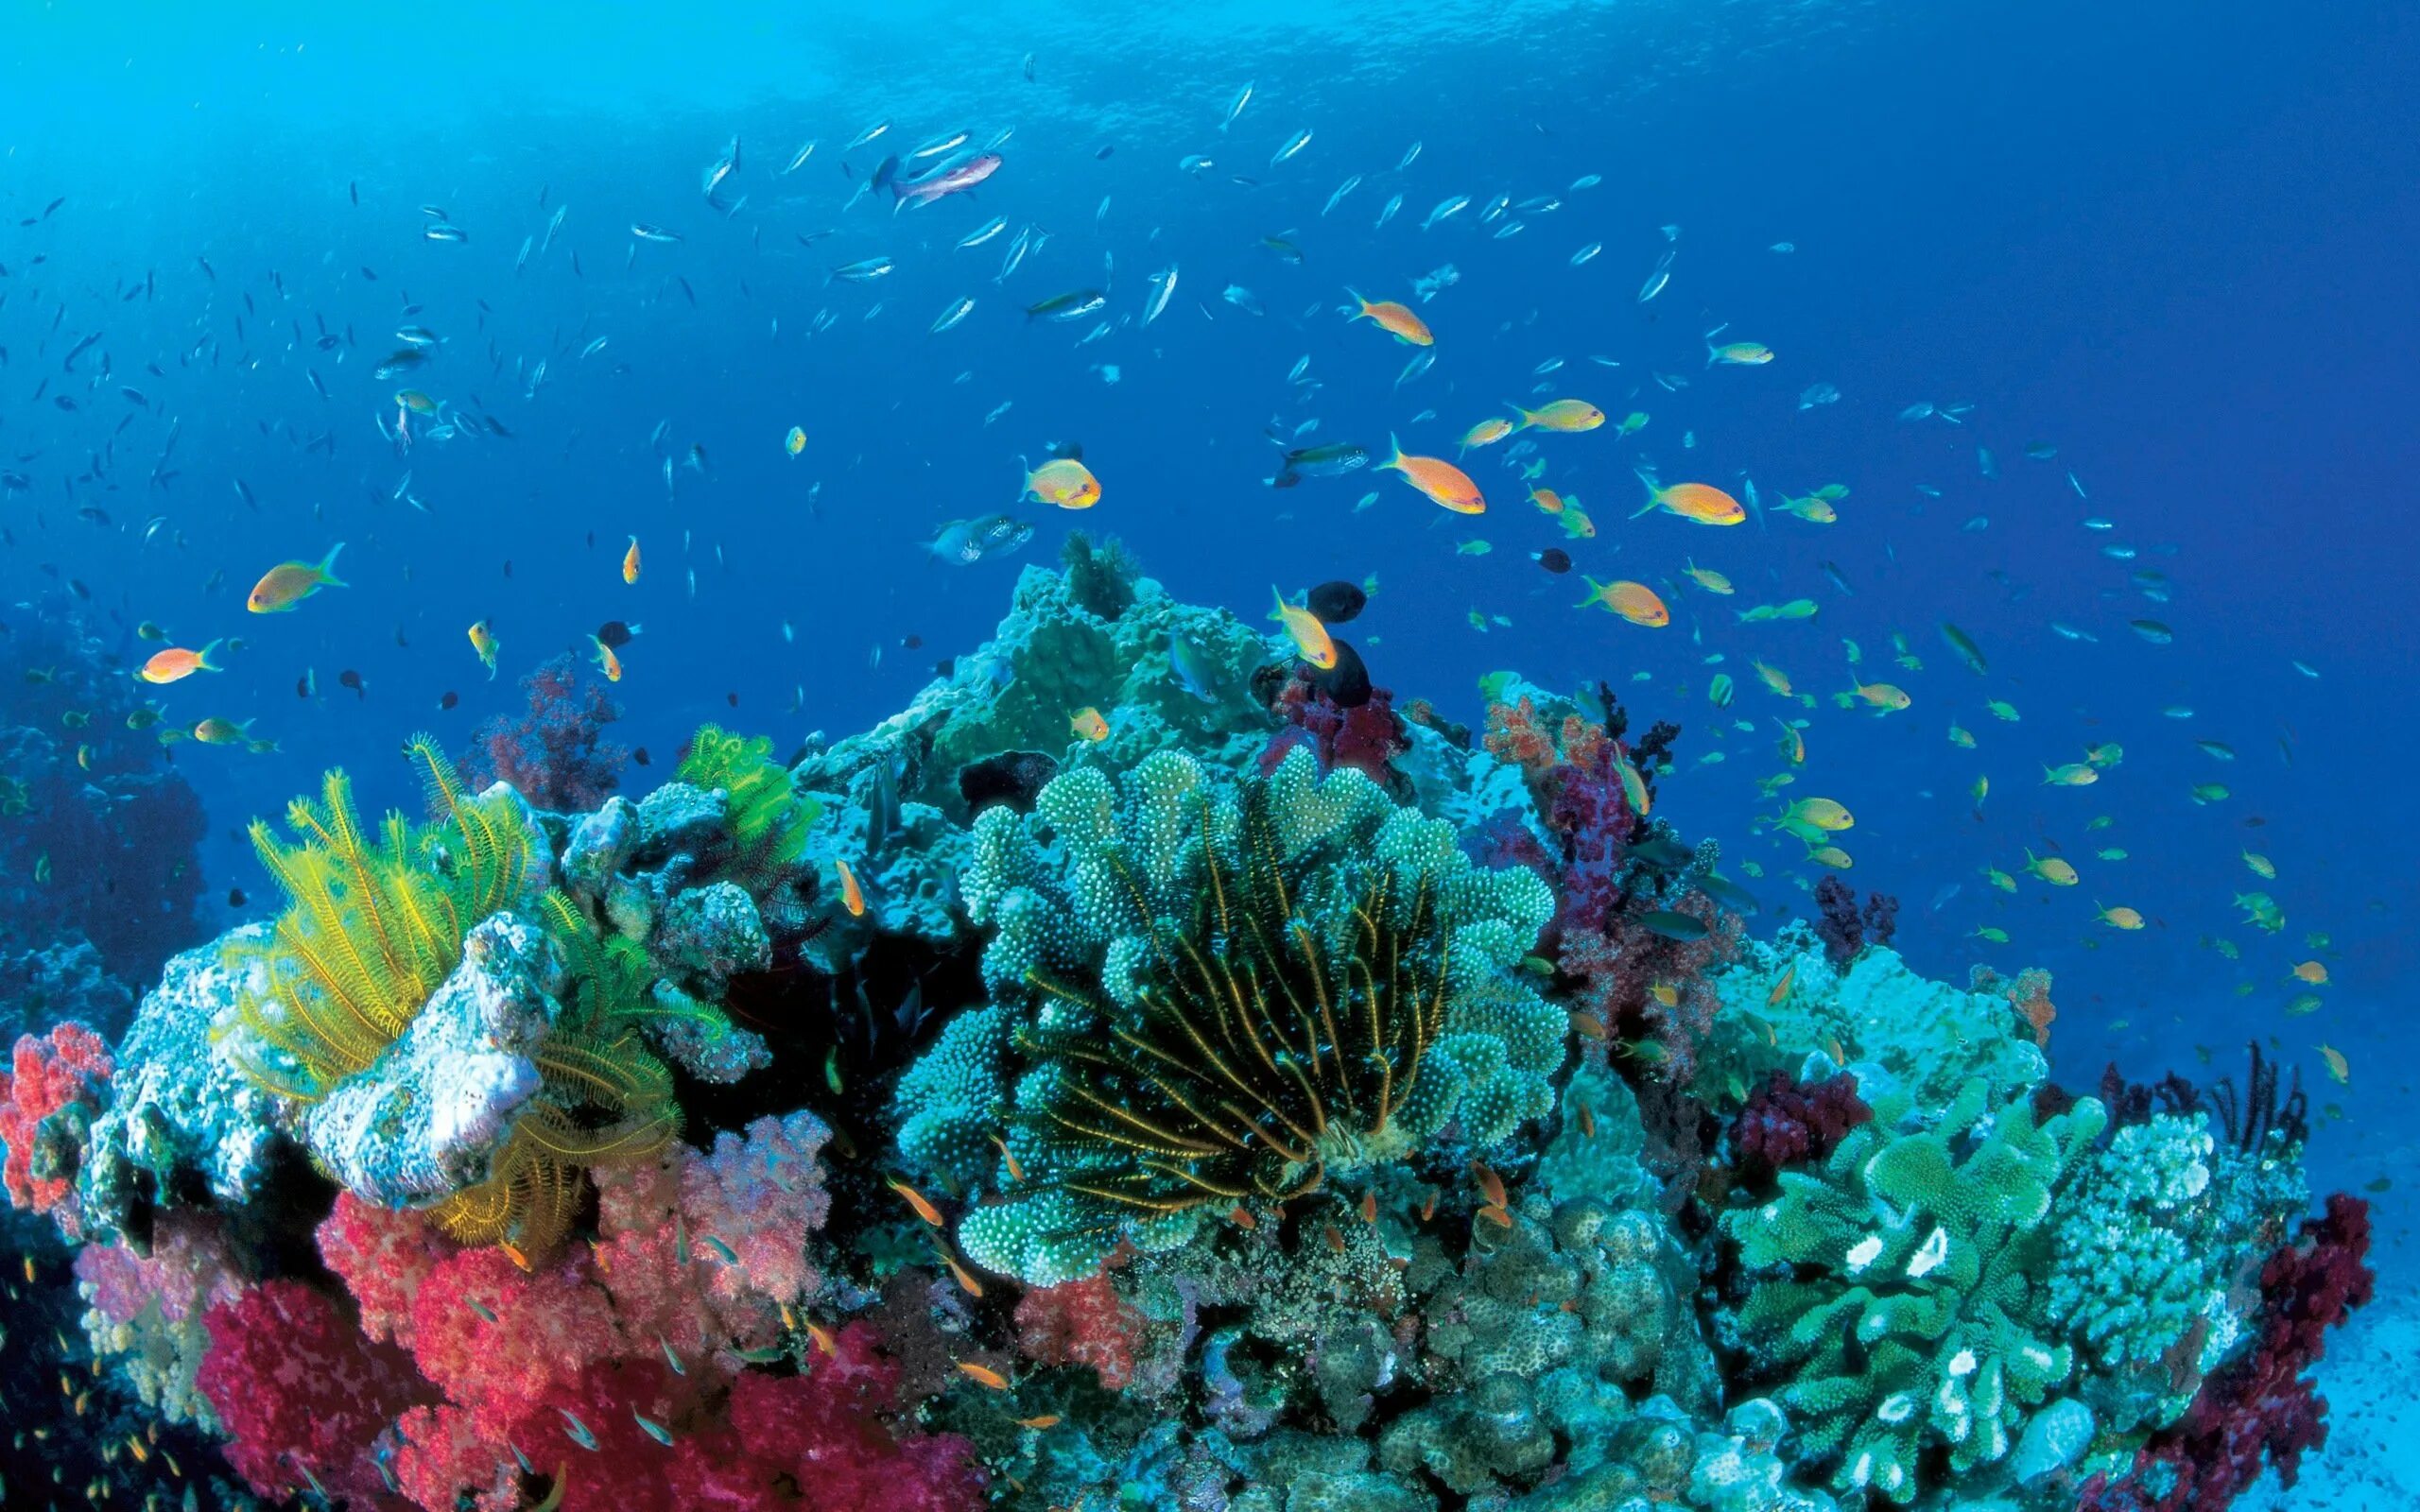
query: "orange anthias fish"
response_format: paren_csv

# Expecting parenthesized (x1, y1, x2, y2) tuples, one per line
(468, 619, 501, 679)
(1529, 487, 1565, 515)
(247, 542, 348, 612)
(590, 636, 624, 683)
(1511, 399, 1605, 433)
(1069, 706, 1111, 742)
(1272, 587, 1339, 669)
(1634, 478, 1745, 525)
(1023, 455, 1101, 509)
(1578, 576, 1669, 627)
(1379, 435, 1485, 514)
(622, 536, 642, 584)
(139, 639, 224, 684)
(836, 857, 867, 918)
(888, 1177, 945, 1226)
(1344, 287, 1433, 346)
(957, 1362, 1012, 1391)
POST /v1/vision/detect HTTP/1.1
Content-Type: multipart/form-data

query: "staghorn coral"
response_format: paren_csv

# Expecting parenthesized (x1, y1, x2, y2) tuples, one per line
(0, 1021, 112, 1238)
(904, 745, 1562, 1284)
(1720, 1077, 2107, 1503)
(468, 651, 629, 812)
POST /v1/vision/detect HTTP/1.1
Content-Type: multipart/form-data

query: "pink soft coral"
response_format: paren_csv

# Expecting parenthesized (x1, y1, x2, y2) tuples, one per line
(467, 651, 628, 812)
(674, 1110, 833, 1308)
(198, 1279, 429, 1508)
(1015, 1272, 1146, 1389)
(0, 1021, 112, 1236)
(318, 1191, 453, 1348)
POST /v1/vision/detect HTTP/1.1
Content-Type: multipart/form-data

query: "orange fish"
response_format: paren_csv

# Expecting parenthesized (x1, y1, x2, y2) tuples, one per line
(1359, 1191, 1378, 1225)
(1344, 287, 1433, 346)
(1322, 1222, 1346, 1254)
(805, 1321, 839, 1355)
(1578, 1102, 1598, 1139)
(1379, 435, 1485, 514)
(957, 1361, 1012, 1390)
(888, 1176, 944, 1227)
(1768, 961, 1797, 1009)
(139, 640, 224, 684)
(1272, 587, 1339, 669)
(991, 1134, 1026, 1183)
(1529, 487, 1565, 516)
(1419, 1188, 1439, 1223)
(622, 536, 642, 584)
(1633, 477, 1745, 525)
(1477, 1203, 1512, 1229)
(1578, 577, 1669, 627)
(1569, 1010, 1607, 1040)
(1016, 1415, 1063, 1431)
(1069, 706, 1111, 742)
(1023, 455, 1101, 509)
(1511, 399, 1606, 433)
(247, 543, 347, 612)
(590, 636, 623, 683)
(1470, 1161, 1507, 1209)
(1229, 1204, 1258, 1230)
(500, 1243, 534, 1273)
(836, 857, 867, 918)
(941, 1250, 986, 1297)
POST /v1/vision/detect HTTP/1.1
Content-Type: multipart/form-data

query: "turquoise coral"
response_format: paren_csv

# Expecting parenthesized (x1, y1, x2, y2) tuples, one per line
(1721, 1078, 2106, 1503)
(903, 743, 1562, 1285)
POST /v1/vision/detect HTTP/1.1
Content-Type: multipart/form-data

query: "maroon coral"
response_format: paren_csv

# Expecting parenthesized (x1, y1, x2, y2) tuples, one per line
(1729, 1071, 1874, 1186)
(1015, 1272, 1147, 1389)
(2077, 1193, 2375, 1511)
(467, 651, 628, 812)
(0, 1021, 112, 1237)
(1260, 668, 1409, 794)
(197, 1279, 430, 1508)
(1812, 875, 1899, 966)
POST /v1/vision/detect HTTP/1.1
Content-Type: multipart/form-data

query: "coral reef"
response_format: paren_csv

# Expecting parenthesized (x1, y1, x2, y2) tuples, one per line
(11, 562, 2371, 1512)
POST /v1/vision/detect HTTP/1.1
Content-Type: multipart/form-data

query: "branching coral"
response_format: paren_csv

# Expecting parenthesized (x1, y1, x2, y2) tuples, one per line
(1721, 1078, 2107, 1503)
(0, 1021, 112, 1237)
(902, 745, 1561, 1284)
(469, 651, 628, 812)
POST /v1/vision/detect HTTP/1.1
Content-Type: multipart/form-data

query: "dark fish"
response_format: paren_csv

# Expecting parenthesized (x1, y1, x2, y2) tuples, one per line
(596, 620, 637, 649)
(1305, 579, 1366, 624)
(1270, 441, 1369, 488)
(228, 887, 247, 907)
(1535, 548, 1572, 575)
(297, 669, 317, 698)
(439, 691, 459, 711)
(1310, 638, 1372, 708)
(1025, 288, 1108, 322)
(727, 692, 739, 706)
(633, 747, 651, 765)
(1632, 834, 1693, 869)
(1638, 909, 1709, 941)
(338, 669, 366, 697)
(1697, 873, 1760, 917)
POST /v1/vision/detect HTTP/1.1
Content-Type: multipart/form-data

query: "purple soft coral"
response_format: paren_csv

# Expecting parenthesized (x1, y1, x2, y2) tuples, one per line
(467, 652, 628, 812)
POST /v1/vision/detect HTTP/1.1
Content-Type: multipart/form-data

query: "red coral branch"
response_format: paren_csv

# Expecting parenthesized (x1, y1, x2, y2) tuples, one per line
(1015, 1272, 1146, 1388)
(0, 1022, 112, 1237)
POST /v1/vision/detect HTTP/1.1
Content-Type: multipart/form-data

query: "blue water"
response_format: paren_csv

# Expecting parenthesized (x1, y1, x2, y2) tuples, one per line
(5, 0, 2413, 1221)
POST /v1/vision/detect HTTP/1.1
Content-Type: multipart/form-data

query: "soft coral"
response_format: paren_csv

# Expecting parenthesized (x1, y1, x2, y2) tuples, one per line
(468, 651, 628, 812)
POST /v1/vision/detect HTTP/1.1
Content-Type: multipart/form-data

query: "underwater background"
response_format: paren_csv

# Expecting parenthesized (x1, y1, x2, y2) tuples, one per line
(0, 1, 2413, 1508)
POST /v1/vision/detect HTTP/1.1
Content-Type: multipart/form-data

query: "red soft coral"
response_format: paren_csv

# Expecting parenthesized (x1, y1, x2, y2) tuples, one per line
(197, 1279, 429, 1509)
(318, 1191, 453, 1349)
(1261, 669, 1409, 794)
(467, 651, 628, 812)
(0, 1021, 112, 1237)
(2077, 1194, 2375, 1511)
(1015, 1272, 1146, 1389)
(1729, 1071, 1873, 1186)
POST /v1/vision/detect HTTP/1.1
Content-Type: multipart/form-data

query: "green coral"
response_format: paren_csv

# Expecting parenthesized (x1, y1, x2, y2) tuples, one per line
(903, 744, 1563, 1284)
(675, 723, 821, 885)
(1721, 1078, 2106, 1503)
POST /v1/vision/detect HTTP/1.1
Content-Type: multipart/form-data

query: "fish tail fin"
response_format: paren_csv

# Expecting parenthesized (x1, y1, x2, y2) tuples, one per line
(1502, 402, 1533, 429)
(317, 541, 348, 586)
(1577, 576, 1607, 609)
(1381, 431, 1406, 472)
(198, 638, 225, 671)
(1342, 286, 1367, 318)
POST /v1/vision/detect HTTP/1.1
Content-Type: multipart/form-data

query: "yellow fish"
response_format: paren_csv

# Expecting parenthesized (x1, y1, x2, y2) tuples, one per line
(2290, 960, 2328, 986)
(1577, 577, 1668, 627)
(1461, 417, 1514, 450)
(836, 857, 867, 918)
(1773, 717, 1805, 765)
(2023, 849, 2080, 886)
(139, 641, 224, 684)
(1751, 659, 1792, 696)
(1069, 706, 1110, 742)
(1343, 287, 1433, 345)
(1022, 455, 1101, 509)
(468, 620, 501, 679)
(1835, 679, 1910, 713)
(2242, 850, 2276, 880)
(1559, 506, 1596, 539)
(590, 636, 623, 683)
(1774, 796, 1854, 834)
(246, 543, 347, 612)
(622, 536, 642, 584)
(1510, 399, 1604, 433)
(1379, 435, 1486, 513)
(1806, 845, 1853, 869)
(1272, 587, 1339, 668)
(1633, 477, 1744, 525)
(1683, 560, 1734, 594)
(2319, 1044, 2348, 1085)
(1705, 336, 1775, 366)
(2042, 763, 2099, 786)
(192, 716, 257, 747)
(2096, 902, 2145, 931)
(1948, 722, 1977, 748)
(785, 425, 807, 456)
(1777, 494, 1838, 524)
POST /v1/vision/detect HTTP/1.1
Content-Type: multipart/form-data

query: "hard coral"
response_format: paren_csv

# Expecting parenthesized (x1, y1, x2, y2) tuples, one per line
(2077, 1193, 2374, 1512)
(197, 1278, 429, 1508)
(1015, 1271, 1147, 1388)
(0, 1021, 112, 1237)
(469, 651, 628, 812)
(1728, 1071, 1872, 1188)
